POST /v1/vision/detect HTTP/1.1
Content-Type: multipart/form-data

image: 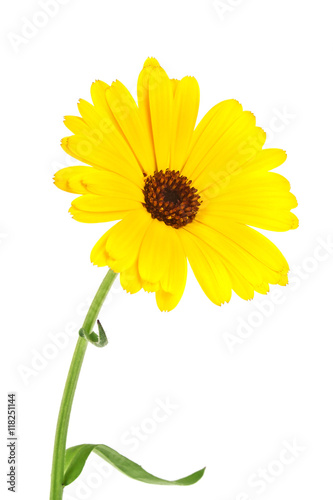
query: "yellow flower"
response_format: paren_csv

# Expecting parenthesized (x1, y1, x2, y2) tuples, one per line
(54, 57, 298, 311)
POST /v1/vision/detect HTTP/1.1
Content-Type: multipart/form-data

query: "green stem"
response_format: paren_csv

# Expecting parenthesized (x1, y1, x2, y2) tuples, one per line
(49, 269, 118, 500)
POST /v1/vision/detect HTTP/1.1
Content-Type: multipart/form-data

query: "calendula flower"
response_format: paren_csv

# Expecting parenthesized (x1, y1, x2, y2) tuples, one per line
(54, 57, 298, 311)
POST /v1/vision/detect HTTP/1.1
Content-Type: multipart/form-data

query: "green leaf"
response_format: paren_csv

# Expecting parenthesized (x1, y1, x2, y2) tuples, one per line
(63, 443, 205, 487)
(79, 320, 108, 348)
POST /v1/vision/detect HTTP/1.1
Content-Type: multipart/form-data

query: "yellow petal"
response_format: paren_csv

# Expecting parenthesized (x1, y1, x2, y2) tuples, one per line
(90, 226, 114, 267)
(91, 79, 134, 142)
(62, 135, 143, 187)
(186, 221, 262, 284)
(54, 166, 143, 199)
(71, 194, 142, 213)
(160, 229, 187, 295)
(240, 148, 287, 174)
(77, 99, 110, 133)
(184, 102, 266, 192)
(142, 281, 160, 292)
(64, 116, 90, 135)
(137, 58, 161, 163)
(199, 149, 288, 200)
(170, 76, 200, 171)
(137, 58, 161, 114)
(156, 288, 184, 312)
(90, 80, 113, 119)
(170, 78, 179, 96)
(148, 66, 173, 171)
(54, 166, 93, 194)
(103, 209, 152, 272)
(202, 171, 292, 201)
(120, 263, 142, 294)
(69, 206, 133, 223)
(142, 57, 161, 71)
(202, 207, 298, 232)
(182, 224, 277, 300)
(196, 114, 266, 191)
(106, 80, 155, 175)
(200, 170, 298, 231)
(77, 97, 140, 161)
(70, 193, 142, 223)
(192, 216, 289, 276)
(179, 229, 232, 305)
(185, 220, 286, 295)
(138, 219, 172, 285)
(225, 263, 256, 300)
(205, 205, 298, 232)
(182, 99, 243, 180)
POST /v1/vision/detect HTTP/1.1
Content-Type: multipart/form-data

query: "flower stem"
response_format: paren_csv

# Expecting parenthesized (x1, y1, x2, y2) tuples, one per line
(49, 269, 118, 500)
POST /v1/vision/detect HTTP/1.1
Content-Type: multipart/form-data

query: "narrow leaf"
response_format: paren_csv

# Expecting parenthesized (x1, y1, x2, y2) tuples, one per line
(63, 443, 205, 487)
(78, 320, 108, 348)
(95, 320, 108, 347)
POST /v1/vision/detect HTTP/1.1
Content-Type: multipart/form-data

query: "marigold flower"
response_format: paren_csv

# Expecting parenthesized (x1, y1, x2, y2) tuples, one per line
(54, 57, 298, 311)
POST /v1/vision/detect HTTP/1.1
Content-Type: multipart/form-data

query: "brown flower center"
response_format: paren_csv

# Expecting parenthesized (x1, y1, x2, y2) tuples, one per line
(143, 169, 201, 229)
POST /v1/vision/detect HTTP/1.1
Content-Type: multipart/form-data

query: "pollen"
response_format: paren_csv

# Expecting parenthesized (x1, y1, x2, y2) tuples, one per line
(143, 169, 202, 229)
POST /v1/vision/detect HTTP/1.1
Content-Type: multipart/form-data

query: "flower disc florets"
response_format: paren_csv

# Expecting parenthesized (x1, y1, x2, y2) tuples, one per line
(143, 169, 202, 229)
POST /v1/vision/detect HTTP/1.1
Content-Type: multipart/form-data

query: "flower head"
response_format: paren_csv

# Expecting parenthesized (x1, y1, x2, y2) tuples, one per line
(54, 57, 298, 311)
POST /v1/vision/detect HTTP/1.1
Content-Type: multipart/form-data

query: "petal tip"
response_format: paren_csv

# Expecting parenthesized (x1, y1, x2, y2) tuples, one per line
(143, 57, 160, 69)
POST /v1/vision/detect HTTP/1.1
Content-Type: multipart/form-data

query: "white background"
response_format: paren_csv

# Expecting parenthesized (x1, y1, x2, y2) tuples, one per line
(1, 0, 333, 499)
